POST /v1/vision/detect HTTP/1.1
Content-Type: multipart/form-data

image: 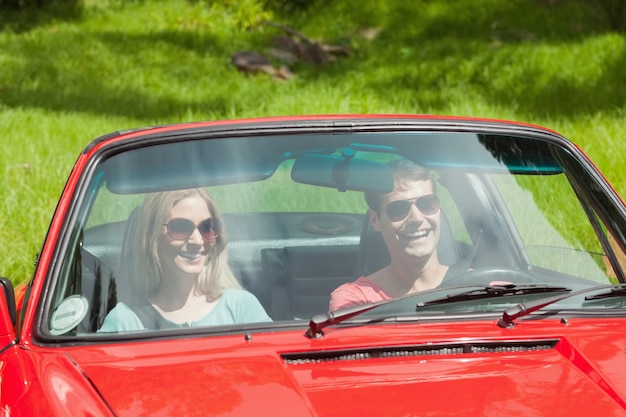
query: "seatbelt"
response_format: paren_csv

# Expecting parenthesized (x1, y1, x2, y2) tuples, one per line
(131, 303, 174, 330)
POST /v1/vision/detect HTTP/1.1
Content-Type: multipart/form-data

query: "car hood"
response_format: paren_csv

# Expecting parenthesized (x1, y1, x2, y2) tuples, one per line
(72, 320, 626, 416)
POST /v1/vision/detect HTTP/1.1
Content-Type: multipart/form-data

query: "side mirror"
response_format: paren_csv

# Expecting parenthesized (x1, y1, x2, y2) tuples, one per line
(0, 277, 17, 349)
(0, 277, 16, 328)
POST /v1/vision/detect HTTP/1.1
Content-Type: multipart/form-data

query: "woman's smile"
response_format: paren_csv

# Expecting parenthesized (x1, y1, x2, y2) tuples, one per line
(178, 250, 205, 260)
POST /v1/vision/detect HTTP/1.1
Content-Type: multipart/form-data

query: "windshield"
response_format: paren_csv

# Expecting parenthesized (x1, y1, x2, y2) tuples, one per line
(44, 129, 626, 338)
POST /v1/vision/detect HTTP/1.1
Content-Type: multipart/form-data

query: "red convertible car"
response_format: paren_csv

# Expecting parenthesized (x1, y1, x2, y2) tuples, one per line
(2, 115, 626, 416)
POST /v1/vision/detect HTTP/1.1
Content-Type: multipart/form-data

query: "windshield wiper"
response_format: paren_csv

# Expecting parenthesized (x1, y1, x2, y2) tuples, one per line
(306, 303, 382, 338)
(305, 284, 569, 338)
(305, 284, 489, 338)
(498, 283, 626, 328)
(415, 284, 571, 308)
(306, 284, 626, 337)
(584, 286, 626, 300)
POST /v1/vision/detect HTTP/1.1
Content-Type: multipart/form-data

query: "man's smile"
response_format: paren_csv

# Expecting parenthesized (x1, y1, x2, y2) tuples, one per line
(400, 228, 433, 242)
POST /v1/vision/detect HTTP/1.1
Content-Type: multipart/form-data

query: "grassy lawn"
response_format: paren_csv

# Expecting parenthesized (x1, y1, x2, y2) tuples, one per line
(0, 0, 624, 284)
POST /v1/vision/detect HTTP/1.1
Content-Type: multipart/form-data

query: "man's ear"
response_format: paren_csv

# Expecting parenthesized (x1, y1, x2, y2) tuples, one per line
(369, 209, 382, 232)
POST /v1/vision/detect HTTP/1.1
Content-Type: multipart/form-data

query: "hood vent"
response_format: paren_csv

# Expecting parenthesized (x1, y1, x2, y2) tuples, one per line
(282, 339, 559, 365)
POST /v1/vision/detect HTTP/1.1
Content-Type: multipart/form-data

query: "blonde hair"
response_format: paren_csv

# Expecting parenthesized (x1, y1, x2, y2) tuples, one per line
(132, 188, 241, 299)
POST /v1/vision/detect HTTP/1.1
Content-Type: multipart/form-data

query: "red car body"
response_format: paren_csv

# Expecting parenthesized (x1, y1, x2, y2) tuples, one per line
(2, 115, 626, 416)
(3, 320, 626, 415)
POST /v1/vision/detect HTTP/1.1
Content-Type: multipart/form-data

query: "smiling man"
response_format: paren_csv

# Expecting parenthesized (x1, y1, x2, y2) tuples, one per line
(329, 159, 449, 311)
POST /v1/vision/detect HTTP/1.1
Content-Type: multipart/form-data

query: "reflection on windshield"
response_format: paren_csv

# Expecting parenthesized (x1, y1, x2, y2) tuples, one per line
(47, 131, 620, 337)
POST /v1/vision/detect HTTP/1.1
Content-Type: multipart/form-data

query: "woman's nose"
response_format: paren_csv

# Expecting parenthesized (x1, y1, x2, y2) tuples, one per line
(187, 227, 204, 244)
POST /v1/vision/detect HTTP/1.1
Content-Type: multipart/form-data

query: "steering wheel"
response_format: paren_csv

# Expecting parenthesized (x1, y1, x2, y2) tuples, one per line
(441, 266, 545, 287)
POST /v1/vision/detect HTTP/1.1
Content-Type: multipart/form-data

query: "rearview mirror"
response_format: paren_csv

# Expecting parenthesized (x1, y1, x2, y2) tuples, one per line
(291, 153, 394, 193)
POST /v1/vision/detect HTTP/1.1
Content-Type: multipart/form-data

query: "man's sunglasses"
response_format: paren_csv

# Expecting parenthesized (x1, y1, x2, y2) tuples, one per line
(164, 217, 221, 241)
(385, 195, 440, 222)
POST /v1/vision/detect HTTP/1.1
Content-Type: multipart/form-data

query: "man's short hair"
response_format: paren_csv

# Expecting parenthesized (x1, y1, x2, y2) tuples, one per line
(364, 159, 436, 214)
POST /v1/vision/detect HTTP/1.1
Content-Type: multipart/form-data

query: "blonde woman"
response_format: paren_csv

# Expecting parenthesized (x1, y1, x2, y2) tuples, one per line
(99, 188, 270, 331)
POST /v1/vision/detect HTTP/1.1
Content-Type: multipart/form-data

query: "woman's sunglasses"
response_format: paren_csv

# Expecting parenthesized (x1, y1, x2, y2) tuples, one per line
(164, 217, 221, 241)
(385, 195, 440, 222)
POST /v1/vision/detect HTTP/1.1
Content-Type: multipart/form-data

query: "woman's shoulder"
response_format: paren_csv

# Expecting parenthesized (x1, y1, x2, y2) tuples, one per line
(105, 301, 135, 317)
(221, 288, 261, 307)
(218, 288, 272, 322)
(222, 287, 257, 300)
(219, 288, 265, 309)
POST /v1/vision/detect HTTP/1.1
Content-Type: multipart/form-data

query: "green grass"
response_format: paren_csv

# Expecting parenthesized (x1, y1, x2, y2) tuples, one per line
(0, 0, 624, 284)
